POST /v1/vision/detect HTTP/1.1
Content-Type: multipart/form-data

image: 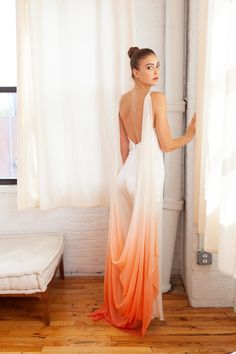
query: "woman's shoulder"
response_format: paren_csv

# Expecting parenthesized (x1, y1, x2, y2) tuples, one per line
(150, 91, 167, 112)
(119, 90, 132, 104)
(150, 91, 166, 101)
(119, 91, 132, 116)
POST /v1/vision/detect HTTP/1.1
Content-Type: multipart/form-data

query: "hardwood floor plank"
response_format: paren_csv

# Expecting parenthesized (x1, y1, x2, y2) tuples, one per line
(42, 346, 152, 353)
(0, 352, 22, 354)
(0, 349, 41, 353)
(0, 276, 236, 354)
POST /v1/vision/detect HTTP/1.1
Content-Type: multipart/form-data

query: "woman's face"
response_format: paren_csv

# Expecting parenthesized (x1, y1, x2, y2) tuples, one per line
(133, 54, 160, 86)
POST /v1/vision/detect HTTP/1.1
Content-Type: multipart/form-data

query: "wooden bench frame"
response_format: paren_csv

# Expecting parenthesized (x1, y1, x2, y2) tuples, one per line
(0, 255, 64, 325)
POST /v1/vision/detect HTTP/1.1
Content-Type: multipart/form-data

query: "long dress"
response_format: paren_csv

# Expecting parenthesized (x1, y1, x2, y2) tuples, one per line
(90, 92, 165, 336)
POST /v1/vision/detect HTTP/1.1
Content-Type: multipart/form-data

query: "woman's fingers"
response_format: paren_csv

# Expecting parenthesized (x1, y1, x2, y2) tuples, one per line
(191, 113, 197, 127)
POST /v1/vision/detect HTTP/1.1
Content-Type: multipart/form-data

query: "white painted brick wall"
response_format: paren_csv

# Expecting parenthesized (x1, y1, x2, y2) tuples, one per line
(0, 186, 109, 275)
(0, 0, 183, 277)
(184, 0, 234, 307)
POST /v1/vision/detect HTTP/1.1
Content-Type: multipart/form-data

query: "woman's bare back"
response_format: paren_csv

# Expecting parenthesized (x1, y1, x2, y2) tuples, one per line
(119, 90, 155, 144)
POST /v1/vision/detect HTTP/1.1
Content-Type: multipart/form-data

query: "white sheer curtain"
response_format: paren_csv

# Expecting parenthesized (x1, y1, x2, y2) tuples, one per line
(16, 0, 134, 209)
(194, 0, 236, 277)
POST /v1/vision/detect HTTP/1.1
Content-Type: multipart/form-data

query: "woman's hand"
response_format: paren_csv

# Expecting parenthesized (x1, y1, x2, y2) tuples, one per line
(186, 113, 196, 139)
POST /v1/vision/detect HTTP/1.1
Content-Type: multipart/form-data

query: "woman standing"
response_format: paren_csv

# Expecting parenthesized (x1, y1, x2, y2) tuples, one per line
(90, 47, 196, 336)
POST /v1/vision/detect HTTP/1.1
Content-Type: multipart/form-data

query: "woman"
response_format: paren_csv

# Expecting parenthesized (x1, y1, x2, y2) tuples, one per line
(90, 47, 196, 336)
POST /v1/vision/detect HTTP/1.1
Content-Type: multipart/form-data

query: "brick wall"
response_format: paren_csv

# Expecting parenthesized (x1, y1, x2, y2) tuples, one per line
(0, 187, 109, 275)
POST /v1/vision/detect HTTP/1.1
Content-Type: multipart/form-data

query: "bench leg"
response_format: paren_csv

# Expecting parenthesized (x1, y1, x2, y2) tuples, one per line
(59, 258, 65, 279)
(40, 256, 64, 325)
(42, 288, 50, 325)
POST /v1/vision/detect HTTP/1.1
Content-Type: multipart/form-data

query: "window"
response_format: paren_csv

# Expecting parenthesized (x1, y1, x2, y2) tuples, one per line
(0, 87, 17, 183)
(0, 0, 17, 184)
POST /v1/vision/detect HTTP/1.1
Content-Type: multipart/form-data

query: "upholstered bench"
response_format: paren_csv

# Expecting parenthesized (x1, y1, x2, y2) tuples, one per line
(0, 233, 64, 325)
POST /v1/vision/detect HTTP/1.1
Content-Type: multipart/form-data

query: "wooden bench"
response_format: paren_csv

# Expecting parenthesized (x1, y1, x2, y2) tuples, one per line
(0, 233, 64, 325)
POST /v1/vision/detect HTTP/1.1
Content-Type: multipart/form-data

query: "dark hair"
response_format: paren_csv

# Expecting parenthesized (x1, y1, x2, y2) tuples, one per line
(128, 46, 156, 78)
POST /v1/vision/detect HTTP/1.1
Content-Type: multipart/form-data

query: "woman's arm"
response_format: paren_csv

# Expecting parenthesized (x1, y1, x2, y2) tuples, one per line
(151, 92, 196, 152)
(119, 113, 129, 163)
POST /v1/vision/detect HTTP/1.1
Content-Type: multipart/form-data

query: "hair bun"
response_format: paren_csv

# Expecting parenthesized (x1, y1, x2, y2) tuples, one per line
(128, 46, 139, 58)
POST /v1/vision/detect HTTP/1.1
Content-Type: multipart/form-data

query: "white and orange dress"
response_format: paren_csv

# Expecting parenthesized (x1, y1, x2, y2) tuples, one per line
(90, 92, 165, 336)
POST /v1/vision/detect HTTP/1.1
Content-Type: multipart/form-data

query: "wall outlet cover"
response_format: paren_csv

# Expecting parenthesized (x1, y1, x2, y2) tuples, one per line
(197, 250, 212, 265)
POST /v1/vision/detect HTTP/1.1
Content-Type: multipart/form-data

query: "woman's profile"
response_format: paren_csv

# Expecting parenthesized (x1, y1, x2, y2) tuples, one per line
(90, 47, 196, 336)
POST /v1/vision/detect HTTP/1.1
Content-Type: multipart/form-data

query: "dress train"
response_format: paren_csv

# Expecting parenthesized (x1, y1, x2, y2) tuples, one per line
(90, 92, 165, 336)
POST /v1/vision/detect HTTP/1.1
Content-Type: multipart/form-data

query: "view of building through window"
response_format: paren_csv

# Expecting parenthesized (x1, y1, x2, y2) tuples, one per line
(0, 90, 17, 179)
(0, 0, 17, 181)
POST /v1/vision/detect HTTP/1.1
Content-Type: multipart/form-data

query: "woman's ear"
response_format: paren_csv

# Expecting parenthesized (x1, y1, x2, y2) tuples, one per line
(133, 68, 139, 78)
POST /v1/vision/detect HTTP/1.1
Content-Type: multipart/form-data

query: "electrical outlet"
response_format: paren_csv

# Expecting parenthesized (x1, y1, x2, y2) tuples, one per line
(197, 250, 212, 265)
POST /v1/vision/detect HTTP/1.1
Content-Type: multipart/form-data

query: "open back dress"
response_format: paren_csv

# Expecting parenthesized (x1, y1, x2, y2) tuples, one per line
(90, 92, 165, 336)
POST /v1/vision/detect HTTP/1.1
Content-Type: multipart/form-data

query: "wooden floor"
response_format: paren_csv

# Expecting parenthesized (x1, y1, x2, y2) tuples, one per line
(0, 275, 236, 354)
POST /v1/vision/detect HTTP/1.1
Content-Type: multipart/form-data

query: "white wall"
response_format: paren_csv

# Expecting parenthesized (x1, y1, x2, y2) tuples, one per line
(0, 187, 109, 275)
(183, 0, 234, 307)
(134, 0, 165, 91)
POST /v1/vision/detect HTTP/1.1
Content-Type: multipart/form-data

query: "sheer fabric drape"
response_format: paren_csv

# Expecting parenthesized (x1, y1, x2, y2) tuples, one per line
(16, 0, 134, 209)
(90, 93, 164, 336)
(194, 0, 236, 277)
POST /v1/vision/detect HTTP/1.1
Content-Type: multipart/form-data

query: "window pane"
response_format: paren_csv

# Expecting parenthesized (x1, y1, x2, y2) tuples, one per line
(0, 92, 17, 178)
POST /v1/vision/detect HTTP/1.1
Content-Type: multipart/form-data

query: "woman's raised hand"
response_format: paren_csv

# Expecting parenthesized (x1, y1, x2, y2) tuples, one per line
(186, 112, 196, 139)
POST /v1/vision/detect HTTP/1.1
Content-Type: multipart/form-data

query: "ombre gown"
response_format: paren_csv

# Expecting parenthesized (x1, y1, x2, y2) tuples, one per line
(90, 92, 165, 336)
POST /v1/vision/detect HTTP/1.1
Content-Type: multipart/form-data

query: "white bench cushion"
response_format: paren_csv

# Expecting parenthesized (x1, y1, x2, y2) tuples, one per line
(0, 233, 64, 294)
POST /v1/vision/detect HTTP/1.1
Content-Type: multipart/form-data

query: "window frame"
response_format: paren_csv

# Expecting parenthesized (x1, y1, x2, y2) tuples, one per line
(0, 86, 17, 185)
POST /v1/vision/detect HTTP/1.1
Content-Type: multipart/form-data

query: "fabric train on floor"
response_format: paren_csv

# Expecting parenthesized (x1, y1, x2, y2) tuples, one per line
(90, 92, 165, 336)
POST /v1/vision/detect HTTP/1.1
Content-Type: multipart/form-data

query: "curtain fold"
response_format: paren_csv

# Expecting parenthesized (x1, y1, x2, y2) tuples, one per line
(16, 0, 134, 209)
(194, 0, 236, 277)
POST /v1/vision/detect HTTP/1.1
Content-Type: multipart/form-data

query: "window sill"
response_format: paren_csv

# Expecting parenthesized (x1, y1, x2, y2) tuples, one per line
(0, 185, 17, 194)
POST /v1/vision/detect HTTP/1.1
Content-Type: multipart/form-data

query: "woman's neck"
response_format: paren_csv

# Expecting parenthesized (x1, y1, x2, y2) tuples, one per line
(133, 81, 151, 96)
